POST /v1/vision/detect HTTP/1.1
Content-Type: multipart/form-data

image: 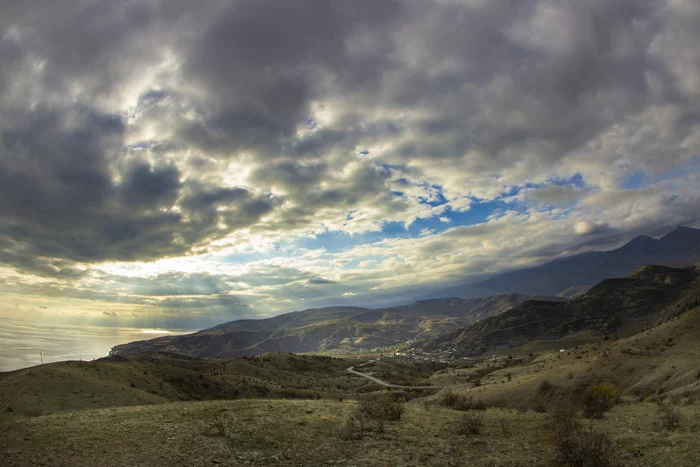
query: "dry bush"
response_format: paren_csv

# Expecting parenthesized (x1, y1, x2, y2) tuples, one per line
(437, 388, 459, 407)
(340, 394, 405, 440)
(359, 393, 405, 421)
(340, 409, 383, 440)
(656, 401, 682, 430)
(533, 379, 559, 412)
(549, 402, 616, 467)
(437, 388, 486, 411)
(458, 413, 483, 436)
(582, 382, 621, 419)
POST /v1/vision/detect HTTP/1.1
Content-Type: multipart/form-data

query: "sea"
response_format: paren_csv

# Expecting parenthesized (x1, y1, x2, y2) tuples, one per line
(0, 318, 192, 372)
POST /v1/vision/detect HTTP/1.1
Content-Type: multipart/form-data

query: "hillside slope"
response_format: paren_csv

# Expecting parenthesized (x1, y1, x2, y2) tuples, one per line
(111, 294, 562, 358)
(0, 353, 377, 423)
(417, 265, 700, 357)
(423, 225, 700, 299)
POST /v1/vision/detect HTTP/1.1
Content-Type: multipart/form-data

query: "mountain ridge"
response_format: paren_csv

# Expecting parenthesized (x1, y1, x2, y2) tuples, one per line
(419, 225, 700, 300)
(415, 264, 700, 357)
(110, 293, 564, 358)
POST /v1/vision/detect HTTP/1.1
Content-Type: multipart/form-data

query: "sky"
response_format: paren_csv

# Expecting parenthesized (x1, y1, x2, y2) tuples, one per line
(1, 0, 700, 338)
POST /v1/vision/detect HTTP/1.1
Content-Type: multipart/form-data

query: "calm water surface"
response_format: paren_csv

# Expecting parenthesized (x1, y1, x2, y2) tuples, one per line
(0, 318, 192, 371)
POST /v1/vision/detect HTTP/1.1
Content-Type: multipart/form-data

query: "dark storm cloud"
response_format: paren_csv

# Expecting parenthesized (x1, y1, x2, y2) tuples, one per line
(178, 0, 401, 152)
(0, 103, 280, 275)
(1, 0, 699, 287)
(119, 162, 181, 207)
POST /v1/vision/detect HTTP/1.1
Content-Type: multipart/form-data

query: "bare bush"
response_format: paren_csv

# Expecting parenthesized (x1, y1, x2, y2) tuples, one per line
(437, 388, 486, 411)
(549, 402, 616, 467)
(359, 393, 405, 421)
(656, 401, 682, 430)
(458, 413, 483, 436)
(582, 382, 621, 419)
(340, 394, 405, 440)
(533, 379, 559, 412)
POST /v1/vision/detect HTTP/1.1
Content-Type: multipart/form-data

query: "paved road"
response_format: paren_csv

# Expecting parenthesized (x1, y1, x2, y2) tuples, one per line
(346, 366, 441, 389)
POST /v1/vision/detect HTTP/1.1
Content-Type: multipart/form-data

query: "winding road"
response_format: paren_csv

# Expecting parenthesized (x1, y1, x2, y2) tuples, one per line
(346, 366, 441, 389)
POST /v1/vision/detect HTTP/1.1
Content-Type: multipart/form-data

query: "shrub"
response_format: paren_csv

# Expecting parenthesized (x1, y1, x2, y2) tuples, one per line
(532, 379, 559, 412)
(340, 409, 383, 440)
(359, 393, 405, 421)
(458, 413, 483, 436)
(340, 394, 405, 440)
(657, 401, 682, 430)
(437, 388, 460, 407)
(549, 402, 616, 467)
(582, 382, 621, 419)
(436, 389, 485, 411)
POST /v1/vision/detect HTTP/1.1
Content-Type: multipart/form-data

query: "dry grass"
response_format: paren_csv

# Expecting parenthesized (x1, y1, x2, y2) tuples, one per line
(0, 353, 377, 423)
(1, 399, 698, 466)
(424, 307, 700, 410)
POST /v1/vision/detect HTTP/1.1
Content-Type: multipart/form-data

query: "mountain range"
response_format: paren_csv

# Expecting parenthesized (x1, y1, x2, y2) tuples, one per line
(415, 264, 700, 357)
(110, 293, 561, 358)
(112, 226, 700, 359)
(422, 225, 700, 299)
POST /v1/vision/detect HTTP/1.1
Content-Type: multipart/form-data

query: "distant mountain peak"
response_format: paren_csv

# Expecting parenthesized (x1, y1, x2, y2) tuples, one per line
(419, 225, 700, 300)
(624, 234, 655, 246)
(660, 225, 700, 241)
(667, 224, 698, 233)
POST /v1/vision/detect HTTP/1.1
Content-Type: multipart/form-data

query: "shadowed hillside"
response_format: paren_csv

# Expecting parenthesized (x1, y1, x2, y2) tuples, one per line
(417, 265, 700, 357)
(0, 353, 445, 423)
(111, 294, 563, 358)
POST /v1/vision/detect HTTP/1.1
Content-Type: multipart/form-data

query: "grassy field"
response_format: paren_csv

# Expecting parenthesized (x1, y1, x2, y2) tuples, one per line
(1, 399, 698, 466)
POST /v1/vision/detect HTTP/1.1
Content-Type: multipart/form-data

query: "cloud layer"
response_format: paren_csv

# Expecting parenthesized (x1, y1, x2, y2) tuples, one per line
(1, 0, 699, 325)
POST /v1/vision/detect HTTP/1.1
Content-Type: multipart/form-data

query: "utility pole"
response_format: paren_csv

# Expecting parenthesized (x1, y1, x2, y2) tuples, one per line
(40, 352, 43, 365)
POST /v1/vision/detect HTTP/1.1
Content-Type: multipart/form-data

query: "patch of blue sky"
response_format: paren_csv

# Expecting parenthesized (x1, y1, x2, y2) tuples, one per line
(551, 172, 585, 187)
(655, 153, 700, 184)
(295, 175, 588, 256)
(296, 197, 521, 255)
(297, 222, 413, 252)
(621, 170, 648, 189)
(503, 173, 585, 198)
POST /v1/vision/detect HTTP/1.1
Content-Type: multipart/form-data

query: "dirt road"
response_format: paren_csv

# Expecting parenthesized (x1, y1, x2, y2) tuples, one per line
(346, 366, 441, 389)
